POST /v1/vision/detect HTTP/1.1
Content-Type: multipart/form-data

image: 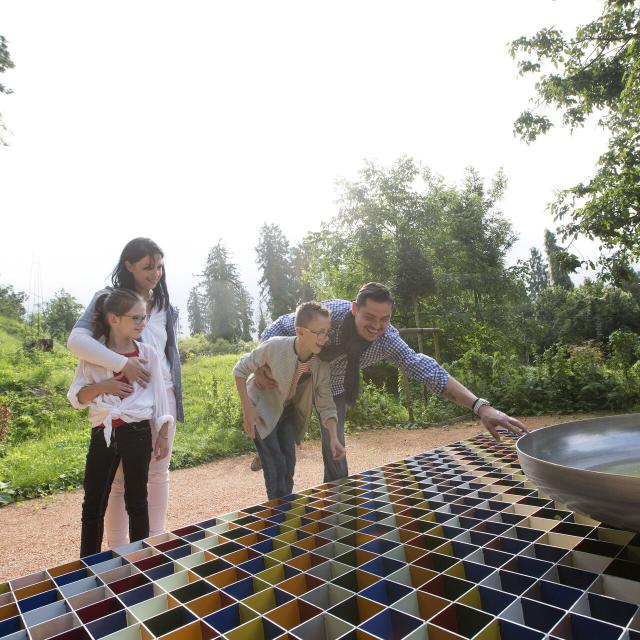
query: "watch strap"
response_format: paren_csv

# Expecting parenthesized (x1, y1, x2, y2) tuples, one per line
(472, 397, 491, 415)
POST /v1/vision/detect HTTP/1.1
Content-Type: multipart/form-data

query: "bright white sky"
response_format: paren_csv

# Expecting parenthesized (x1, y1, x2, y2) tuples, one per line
(0, 1, 608, 334)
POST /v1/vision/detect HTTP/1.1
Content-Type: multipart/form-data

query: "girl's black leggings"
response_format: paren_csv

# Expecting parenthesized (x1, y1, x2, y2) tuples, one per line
(80, 420, 152, 557)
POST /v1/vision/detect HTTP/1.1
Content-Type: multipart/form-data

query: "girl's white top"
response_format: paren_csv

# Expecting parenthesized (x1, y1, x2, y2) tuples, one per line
(67, 341, 174, 446)
(67, 307, 172, 388)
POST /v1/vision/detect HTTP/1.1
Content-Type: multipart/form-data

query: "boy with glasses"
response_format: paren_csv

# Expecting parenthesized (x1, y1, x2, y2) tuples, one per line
(233, 302, 346, 500)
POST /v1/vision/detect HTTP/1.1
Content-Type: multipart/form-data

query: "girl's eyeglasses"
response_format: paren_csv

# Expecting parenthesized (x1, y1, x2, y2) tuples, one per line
(123, 314, 150, 325)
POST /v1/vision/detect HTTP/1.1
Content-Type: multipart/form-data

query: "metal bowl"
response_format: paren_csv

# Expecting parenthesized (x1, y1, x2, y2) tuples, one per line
(516, 414, 640, 532)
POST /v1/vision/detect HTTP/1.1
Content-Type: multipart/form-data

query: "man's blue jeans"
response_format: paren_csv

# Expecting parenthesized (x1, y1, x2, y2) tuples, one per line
(319, 393, 349, 482)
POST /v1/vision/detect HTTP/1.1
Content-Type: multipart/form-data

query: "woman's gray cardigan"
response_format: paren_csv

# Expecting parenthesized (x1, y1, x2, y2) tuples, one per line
(232, 336, 338, 444)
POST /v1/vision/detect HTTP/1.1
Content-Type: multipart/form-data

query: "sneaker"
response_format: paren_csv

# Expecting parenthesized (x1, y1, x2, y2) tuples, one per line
(250, 455, 262, 471)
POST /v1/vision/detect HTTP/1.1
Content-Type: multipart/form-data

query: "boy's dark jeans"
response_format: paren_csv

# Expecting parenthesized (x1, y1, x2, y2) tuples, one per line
(319, 393, 349, 482)
(254, 405, 297, 500)
(80, 421, 152, 557)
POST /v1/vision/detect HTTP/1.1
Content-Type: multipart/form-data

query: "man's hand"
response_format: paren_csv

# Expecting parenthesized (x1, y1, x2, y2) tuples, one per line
(478, 406, 528, 441)
(329, 437, 346, 460)
(122, 357, 150, 388)
(440, 376, 528, 442)
(154, 424, 171, 460)
(254, 365, 277, 390)
(243, 407, 262, 439)
(100, 377, 133, 398)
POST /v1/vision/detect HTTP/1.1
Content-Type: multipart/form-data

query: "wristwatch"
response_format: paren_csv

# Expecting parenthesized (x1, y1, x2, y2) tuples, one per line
(472, 398, 491, 415)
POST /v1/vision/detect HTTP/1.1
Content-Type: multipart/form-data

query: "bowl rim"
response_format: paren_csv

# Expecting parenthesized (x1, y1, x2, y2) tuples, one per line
(516, 413, 640, 480)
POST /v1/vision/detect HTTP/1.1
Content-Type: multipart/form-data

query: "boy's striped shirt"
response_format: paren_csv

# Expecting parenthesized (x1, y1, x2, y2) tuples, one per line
(286, 356, 317, 401)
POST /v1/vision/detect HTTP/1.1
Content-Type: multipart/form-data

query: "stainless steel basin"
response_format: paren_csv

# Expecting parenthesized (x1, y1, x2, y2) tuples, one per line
(516, 414, 640, 531)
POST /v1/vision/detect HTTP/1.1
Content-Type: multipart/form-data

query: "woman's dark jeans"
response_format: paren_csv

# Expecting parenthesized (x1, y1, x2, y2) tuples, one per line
(80, 421, 152, 557)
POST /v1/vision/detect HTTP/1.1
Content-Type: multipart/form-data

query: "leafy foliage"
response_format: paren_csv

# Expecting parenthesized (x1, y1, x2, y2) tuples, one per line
(347, 381, 409, 428)
(178, 334, 255, 362)
(42, 289, 83, 340)
(0, 34, 15, 146)
(511, 1, 640, 270)
(0, 283, 27, 321)
(520, 247, 550, 300)
(532, 280, 640, 350)
(543, 230, 579, 289)
(303, 158, 523, 360)
(608, 328, 640, 369)
(449, 343, 640, 415)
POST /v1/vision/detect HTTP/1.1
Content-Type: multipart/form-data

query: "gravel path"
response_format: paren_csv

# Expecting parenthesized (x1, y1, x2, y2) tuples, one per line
(0, 415, 584, 582)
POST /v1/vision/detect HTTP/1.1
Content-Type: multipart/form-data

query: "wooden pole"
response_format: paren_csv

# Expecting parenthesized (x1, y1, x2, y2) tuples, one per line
(433, 331, 441, 362)
(413, 301, 424, 354)
(400, 372, 415, 422)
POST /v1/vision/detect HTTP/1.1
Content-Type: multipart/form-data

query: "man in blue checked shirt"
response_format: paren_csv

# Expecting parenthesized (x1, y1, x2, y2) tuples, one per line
(252, 282, 528, 482)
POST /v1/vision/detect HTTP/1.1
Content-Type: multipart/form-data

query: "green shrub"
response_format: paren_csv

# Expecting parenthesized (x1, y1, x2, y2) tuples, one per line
(448, 343, 640, 415)
(608, 329, 640, 370)
(347, 381, 408, 429)
(179, 335, 256, 362)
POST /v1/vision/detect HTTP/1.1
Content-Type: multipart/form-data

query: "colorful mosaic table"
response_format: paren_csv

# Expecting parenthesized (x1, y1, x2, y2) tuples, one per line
(2, 432, 640, 640)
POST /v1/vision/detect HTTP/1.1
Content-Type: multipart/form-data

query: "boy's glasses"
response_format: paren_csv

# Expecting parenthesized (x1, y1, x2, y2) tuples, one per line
(303, 327, 330, 340)
(123, 314, 150, 325)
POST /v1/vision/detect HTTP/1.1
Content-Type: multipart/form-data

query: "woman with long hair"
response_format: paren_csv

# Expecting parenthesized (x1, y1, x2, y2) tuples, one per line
(68, 238, 183, 547)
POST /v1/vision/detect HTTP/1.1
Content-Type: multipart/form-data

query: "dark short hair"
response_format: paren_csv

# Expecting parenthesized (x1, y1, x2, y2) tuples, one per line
(295, 301, 330, 328)
(355, 282, 394, 308)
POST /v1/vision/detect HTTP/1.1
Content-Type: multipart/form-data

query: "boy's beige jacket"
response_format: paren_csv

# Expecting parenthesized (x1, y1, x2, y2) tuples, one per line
(232, 336, 338, 443)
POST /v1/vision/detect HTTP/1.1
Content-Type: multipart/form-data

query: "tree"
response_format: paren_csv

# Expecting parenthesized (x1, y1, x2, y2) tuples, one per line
(544, 230, 579, 289)
(302, 157, 521, 359)
(257, 305, 267, 338)
(237, 286, 254, 341)
(187, 286, 207, 335)
(533, 280, 640, 349)
(200, 241, 253, 341)
(522, 247, 550, 300)
(0, 35, 15, 146)
(444, 168, 517, 305)
(256, 223, 295, 319)
(42, 290, 83, 339)
(0, 283, 26, 320)
(289, 242, 316, 304)
(394, 237, 435, 353)
(510, 1, 640, 270)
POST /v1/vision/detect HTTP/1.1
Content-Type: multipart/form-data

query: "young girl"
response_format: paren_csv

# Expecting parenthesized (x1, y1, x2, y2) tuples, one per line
(68, 289, 174, 557)
(67, 238, 182, 547)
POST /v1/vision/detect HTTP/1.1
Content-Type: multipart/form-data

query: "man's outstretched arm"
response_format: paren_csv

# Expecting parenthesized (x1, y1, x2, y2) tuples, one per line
(385, 328, 527, 440)
(441, 376, 528, 440)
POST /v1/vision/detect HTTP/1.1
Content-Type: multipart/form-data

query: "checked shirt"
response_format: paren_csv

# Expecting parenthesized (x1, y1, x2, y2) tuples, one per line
(262, 299, 449, 398)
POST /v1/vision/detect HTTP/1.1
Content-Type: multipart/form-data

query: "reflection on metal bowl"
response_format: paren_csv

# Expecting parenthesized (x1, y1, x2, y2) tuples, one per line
(516, 414, 640, 532)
